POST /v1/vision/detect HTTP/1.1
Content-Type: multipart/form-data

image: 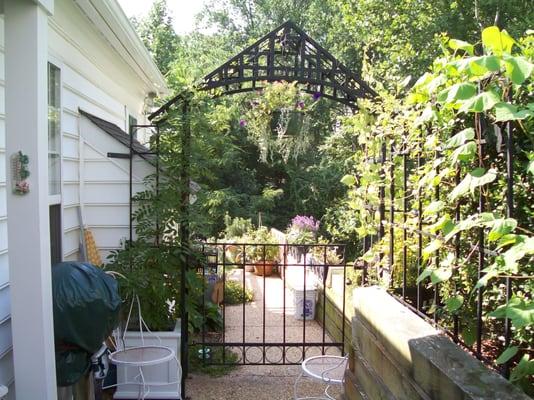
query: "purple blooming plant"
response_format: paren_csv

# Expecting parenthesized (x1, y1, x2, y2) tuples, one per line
(290, 215, 320, 232)
(239, 119, 247, 127)
(312, 92, 322, 101)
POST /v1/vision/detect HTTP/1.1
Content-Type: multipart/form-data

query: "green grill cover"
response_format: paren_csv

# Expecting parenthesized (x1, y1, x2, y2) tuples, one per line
(52, 262, 121, 386)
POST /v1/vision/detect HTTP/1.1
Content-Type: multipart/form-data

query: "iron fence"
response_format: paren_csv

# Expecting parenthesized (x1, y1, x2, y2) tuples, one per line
(358, 120, 533, 379)
(193, 242, 347, 366)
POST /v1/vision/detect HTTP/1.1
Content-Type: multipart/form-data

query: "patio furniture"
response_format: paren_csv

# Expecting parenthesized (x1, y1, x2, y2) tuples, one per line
(294, 355, 348, 400)
(106, 296, 182, 399)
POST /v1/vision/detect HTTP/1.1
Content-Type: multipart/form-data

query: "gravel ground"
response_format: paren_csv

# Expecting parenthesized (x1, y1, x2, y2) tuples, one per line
(187, 268, 344, 400)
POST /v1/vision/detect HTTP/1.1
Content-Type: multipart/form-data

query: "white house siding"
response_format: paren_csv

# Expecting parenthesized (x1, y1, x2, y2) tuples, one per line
(0, 16, 14, 397)
(0, 0, 164, 395)
(79, 117, 153, 261)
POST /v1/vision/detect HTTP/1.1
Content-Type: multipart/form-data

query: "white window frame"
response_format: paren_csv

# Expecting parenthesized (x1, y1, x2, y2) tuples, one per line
(47, 58, 62, 206)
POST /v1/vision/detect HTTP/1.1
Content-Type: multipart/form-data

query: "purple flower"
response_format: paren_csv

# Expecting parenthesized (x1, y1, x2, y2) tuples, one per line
(296, 100, 305, 109)
(312, 92, 322, 101)
(290, 215, 320, 232)
(239, 119, 247, 127)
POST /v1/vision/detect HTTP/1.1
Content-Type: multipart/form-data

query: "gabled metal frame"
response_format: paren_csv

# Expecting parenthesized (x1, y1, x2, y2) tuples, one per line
(149, 20, 376, 121)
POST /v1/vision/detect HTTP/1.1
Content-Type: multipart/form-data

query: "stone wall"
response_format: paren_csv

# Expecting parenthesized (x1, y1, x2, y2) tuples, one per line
(345, 286, 530, 400)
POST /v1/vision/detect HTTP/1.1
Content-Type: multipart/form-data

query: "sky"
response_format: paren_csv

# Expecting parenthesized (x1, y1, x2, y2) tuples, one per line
(117, 0, 208, 34)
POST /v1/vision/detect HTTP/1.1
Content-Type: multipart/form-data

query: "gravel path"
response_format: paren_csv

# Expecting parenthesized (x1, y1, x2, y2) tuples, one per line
(187, 268, 343, 399)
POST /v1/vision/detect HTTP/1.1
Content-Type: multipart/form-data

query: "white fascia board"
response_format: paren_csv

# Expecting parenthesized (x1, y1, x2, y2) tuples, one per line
(33, 0, 54, 15)
(73, 0, 169, 96)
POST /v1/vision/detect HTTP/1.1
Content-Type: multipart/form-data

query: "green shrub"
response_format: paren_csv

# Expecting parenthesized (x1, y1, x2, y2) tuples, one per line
(224, 280, 253, 305)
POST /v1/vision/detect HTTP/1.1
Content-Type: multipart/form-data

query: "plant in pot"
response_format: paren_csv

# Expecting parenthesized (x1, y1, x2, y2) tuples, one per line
(219, 214, 254, 270)
(286, 215, 320, 262)
(247, 226, 279, 276)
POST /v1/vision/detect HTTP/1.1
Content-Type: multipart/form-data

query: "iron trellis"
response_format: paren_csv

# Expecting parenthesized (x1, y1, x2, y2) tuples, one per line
(149, 20, 377, 121)
(142, 21, 376, 399)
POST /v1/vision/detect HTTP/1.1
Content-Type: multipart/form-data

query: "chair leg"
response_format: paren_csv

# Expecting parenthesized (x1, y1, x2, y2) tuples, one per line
(294, 371, 304, 399)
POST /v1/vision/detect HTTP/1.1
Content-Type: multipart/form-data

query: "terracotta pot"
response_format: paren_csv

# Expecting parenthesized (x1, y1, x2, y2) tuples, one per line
(252, 261, 276, 276)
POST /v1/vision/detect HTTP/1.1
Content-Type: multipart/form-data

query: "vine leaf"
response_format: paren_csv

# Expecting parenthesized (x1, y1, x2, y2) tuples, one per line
(489, 296, 534, 329)
(445, 295, 464, 312)
(340, 174, 356, 186)
(469, 55, 500, 75)
(448, 168, 497, 201)
(496, 346, 518, 365)
(459, 90, 500, 113)
(451, 142, 476, 164)
(510, 355, 534, 383)
(488, 218, 517, 241)
(482, 26, 515, 55)
(423, 201, 445, 216)
(431, 266, 452, 284)
(446, 128, 475, 148)
(462, 324, 477, 347)
(422, 239, 443, 261)
(449, 39, 474, 56)
(503, 55, 533, 85)
(494, 102, 533, 122)
(437, 83, 477, 104)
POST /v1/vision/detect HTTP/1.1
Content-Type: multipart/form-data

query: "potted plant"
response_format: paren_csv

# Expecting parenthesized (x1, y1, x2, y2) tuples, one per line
(247, 227, 279, 276)
(286, 215, 320, 262)
(106, 240, 183, 399)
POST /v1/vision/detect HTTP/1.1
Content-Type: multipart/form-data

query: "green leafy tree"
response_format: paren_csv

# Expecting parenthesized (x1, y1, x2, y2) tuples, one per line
(134, 0, 180, 75)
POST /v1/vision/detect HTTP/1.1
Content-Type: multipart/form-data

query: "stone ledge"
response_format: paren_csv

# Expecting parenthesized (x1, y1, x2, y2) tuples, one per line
(345, 286, 530, 400)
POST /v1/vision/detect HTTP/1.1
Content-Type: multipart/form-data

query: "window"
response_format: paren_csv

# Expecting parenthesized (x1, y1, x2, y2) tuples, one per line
(48, 63, 61, 196)
(129, 114, 138, 140)
(49, 205, 62, 265)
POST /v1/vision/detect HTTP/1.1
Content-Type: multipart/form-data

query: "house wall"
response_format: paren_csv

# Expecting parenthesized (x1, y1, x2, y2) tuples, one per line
(0, 16, 13, 397)
(0, 0, 161, 394)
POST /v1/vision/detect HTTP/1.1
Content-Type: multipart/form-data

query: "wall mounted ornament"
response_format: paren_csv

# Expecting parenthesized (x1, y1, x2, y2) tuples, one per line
(11, 151, 30, 195)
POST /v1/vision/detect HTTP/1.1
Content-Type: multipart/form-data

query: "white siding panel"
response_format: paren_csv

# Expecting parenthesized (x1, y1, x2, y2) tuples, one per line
(0, 187, 6, 217)
(0, 287, 10, 322)
(63, 86, 122, 128)
(63, 206, 79, 232)
(63, 110, 79, 137)
(0, 86, 4, 116)
(0, 254, 8, 289)
(63, 229, 80, 258)
(63, 185, 80, 207)
(84, 205, 129, 226)
(90, 227, 128, 249)
(0, 221, 7, 253)
(0, 153, 5, 183)
(0, 350, 14, 390)
(0, 51, 5, 81)
(64, 252, 79, 262)
(63, 159, 79, 182)
(62, 136, 79, 159)
(0, 118, 5, 148)
(84, 161, 130, 181)
(0, 319, 12, 356)
(83, 183, 129, 204)
(62, 66, 124, 122)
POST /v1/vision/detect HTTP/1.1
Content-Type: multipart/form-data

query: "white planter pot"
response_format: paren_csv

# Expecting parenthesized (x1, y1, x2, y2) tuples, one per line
(114, 320, 181, 399)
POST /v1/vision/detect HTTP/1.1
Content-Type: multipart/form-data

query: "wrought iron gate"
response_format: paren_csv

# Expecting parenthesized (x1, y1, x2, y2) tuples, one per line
(193, 242, 347, 366)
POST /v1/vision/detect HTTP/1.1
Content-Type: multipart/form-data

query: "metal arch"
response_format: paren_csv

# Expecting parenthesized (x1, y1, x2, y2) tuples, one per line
(149, 20, 377, 121)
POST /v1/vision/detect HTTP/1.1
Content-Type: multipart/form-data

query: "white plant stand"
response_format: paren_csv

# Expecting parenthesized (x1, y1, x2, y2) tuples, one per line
(113, 321, 181, 399)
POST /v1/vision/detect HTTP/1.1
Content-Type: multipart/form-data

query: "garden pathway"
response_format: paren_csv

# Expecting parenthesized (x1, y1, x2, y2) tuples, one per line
(187, 264, 344, 399)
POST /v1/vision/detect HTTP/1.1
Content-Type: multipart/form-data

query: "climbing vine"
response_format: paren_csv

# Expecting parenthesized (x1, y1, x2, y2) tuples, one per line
(337, 27, 534, 393)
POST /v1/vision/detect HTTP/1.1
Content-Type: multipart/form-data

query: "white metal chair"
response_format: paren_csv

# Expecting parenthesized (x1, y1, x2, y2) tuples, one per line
(105, 295, 182, 399)
(294, 354, 348, 400)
